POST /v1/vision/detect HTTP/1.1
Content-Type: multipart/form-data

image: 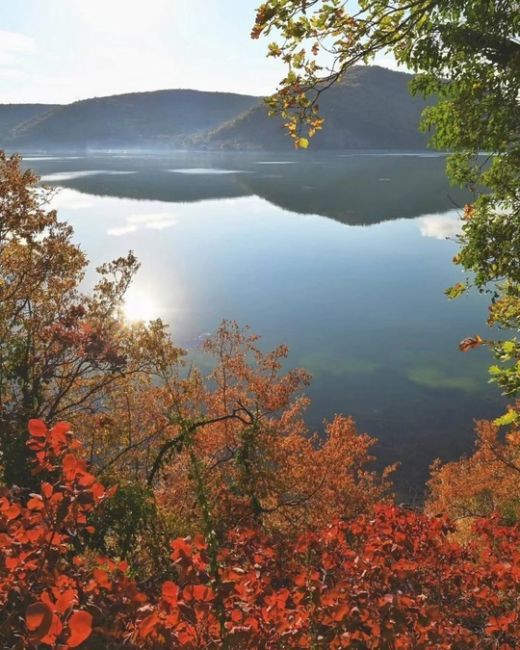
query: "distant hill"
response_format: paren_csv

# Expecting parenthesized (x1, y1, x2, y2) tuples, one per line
(0, 104, 58, 142)
(7, 90, 260, 151)
(199, 67, 432, 150)
(1, 67, 432, 152)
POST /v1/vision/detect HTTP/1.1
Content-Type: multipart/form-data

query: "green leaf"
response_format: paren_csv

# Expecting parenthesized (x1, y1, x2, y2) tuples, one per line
(445, 283, 466, 300)
(494, 410, 519, 427)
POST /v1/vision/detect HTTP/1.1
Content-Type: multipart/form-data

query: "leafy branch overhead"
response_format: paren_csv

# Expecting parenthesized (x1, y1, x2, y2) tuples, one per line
(254, 0, 520, 414)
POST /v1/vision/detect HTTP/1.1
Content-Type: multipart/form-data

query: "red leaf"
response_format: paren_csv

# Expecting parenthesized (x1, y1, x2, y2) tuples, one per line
(93, 568, 112, 590)
(28, 419, 48, 438)
(62, 454, 78, 481)
(41, 482, 54, 499)
(27, 496, 45, 511)
(139, 613, 159, 638)
(162, 581, 179, 605)
(333, 604, 349, 622)
(171, 538, 192, 560)
(67, 610, 93, 648)
(52, 421, 71, 436)
(192, 585, 215, 602)
(5, 556, 18, 569)
(26, 602, 53, 640)
(55, 588, 77, 614)
(3, 503, 21, 520)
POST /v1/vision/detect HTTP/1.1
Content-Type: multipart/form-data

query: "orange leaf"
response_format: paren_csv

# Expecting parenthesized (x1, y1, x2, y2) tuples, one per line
(459, 336, 484, 352)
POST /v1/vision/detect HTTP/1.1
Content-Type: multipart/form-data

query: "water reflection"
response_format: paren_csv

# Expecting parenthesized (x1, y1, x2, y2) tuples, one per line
(50, 188, 94, 210)
(41, 170, 135, 182)
(19, 151, 502, 496)
(419, 213, 462, 240)
(27, 151, 470, 225)
(168, 168, 250, 175)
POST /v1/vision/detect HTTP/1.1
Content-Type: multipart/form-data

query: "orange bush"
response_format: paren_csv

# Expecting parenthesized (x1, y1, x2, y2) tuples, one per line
(427, 415, 520, 522)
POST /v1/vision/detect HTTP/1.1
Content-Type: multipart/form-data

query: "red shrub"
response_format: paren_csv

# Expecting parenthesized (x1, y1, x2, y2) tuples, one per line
(1, 420, 520, 648)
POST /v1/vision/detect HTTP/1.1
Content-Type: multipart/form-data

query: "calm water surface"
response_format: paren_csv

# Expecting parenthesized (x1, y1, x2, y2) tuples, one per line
(23, 151, 504, 496)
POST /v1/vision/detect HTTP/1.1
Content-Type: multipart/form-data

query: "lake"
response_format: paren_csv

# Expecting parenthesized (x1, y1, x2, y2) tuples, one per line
(22, 150, 504, 498)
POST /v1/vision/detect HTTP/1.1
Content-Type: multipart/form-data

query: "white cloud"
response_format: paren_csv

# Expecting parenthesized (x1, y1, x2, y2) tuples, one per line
(0, 30, 34, 52)
(73, 0, 173, 35)
(372, 50, 403, 72)
(0, 30, 34, 66)
(0, 68, 23, 78)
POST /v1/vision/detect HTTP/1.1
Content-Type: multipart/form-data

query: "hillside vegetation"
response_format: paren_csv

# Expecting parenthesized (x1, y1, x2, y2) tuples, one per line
(0, 67, 431, 152)
(0, 104, 57, 142)
(200, 66, 431, 150)
(4, 90, 260, 151)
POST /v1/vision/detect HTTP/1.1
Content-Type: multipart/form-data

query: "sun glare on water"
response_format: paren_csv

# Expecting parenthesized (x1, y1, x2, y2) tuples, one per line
(122, 292, 159, 323)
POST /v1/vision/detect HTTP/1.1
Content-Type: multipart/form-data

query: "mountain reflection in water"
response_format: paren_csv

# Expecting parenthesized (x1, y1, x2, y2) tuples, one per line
(21, 151, 502, 498)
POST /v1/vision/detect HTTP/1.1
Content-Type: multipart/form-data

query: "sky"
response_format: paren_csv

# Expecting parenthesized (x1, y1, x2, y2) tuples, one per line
(0, 0, 397, 105)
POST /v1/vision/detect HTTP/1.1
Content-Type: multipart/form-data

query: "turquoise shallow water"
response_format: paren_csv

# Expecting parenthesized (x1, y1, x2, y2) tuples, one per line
(22, 150, 504, 496)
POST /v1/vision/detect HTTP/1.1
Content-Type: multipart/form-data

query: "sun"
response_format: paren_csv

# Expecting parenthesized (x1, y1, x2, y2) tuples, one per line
(122, 292, 159, 323)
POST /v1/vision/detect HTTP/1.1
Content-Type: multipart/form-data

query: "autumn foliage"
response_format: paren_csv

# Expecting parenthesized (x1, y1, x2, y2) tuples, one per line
(0, 152, 180, 488)
(3, 153, 520, 648)
(427, 412, 520, 523)
(0, 420, 519, 649)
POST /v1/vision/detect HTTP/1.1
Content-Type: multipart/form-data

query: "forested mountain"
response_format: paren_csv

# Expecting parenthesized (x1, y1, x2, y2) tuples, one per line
(5, 90, 260, 151)
(1, 67, 431, 151)
(0, 104, 57, 142)
(200, 67, 431, 150)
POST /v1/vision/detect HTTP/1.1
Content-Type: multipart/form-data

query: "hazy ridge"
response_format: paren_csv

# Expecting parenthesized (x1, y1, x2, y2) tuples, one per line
(1, 67, 431, 152)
